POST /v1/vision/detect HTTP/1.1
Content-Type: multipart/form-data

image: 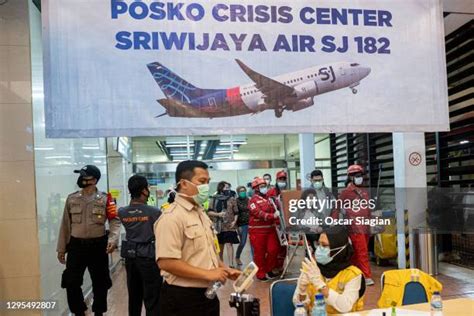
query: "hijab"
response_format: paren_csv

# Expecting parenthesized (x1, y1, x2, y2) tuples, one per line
(317, 225, 353, 279)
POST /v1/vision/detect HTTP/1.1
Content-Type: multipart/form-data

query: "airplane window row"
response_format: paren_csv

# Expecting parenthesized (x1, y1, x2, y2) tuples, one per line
(283, 77, 305, 85)
(241, 90, 258, 96)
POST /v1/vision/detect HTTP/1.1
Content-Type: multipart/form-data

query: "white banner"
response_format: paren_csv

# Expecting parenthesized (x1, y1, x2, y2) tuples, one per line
(42, 0, 449, 137)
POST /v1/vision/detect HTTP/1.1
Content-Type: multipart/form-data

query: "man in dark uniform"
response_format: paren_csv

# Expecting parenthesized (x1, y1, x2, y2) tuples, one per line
(118, 175, 162, 316)
(57, 165, 121, 316)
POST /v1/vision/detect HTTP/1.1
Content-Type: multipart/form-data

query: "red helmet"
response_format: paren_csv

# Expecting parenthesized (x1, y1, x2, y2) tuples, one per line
(347, 164, 364, 175)
(251, 177, 266, 189)
(276, 170, 288, 179)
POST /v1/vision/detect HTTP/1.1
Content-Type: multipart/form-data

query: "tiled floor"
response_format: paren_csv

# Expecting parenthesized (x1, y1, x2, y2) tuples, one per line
(101, 244, 474, 316)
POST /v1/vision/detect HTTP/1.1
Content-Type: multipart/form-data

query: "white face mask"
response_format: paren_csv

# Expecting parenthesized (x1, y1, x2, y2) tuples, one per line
(259, 187, 268, 195)
(312, 180, 323, 190)
(354, 176, 364, 186)
(179, 180, 209, 205)
(277, 181, 287, 189)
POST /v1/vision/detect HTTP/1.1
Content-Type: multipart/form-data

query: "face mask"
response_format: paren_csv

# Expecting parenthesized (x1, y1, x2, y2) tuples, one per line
(315, 244, 347, 265)
(312, 181, 323, 190)
(238, 192, 247, 199)
(181, 180, 209, 205)
(354, 176, 364, 186)
(277, 182, 287, 189)
(259, 187, 268, 195)
(77, 176, 95, 189)
(222, 189, 230, 196)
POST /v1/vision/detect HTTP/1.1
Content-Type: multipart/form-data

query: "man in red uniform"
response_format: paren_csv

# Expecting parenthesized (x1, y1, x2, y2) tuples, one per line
(266, 170, 288, 274)
(337, 164, 374, 286)
(248, 177, 281, 281)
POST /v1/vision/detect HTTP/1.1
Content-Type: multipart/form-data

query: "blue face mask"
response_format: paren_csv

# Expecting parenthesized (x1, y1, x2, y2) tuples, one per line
(315, 244, 347, 265)
(259, 187, 268, 195)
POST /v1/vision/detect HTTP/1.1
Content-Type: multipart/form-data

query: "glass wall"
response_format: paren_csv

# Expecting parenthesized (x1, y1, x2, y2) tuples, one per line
(131, 133, 332, 207)
(30, 4, 108, 314)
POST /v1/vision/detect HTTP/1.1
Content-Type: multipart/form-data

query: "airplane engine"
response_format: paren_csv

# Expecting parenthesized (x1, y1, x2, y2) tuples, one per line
(294, 81, 317, 99)
(289, 97, 314, 111)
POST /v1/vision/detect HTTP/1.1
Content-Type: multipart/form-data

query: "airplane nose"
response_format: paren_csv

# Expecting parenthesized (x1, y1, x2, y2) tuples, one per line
(360, 67, 371, 78)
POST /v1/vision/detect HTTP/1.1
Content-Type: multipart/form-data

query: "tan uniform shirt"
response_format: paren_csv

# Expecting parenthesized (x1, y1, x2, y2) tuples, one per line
(154, 195, 219, 288)
(56, 190, 121, 253)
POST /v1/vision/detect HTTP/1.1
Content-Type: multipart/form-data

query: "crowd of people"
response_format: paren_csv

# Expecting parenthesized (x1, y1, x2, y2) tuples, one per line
(56, 160, 376, 315)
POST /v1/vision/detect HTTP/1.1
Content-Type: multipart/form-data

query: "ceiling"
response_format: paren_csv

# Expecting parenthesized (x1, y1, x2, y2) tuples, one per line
(132, 134, 300, 163)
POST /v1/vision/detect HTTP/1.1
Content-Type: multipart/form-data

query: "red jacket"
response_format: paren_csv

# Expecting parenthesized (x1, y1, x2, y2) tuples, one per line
(337, 183, 371, 233)
(248, 194, 277, 228)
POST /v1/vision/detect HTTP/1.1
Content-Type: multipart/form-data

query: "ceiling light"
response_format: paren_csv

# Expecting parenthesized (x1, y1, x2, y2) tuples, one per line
(45, 155, 71, 159)
(35, 147, 54, 151)
(219, 141, 247, 145)
(165, 144, 195, 148)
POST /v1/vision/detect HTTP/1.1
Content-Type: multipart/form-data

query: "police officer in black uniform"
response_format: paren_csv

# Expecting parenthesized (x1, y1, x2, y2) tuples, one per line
(118, 175, 163, 316)
(57, 165, 121, 316)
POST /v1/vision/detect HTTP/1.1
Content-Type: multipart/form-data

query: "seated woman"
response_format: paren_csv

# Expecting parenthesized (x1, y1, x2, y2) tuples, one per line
(293, 226, 366, 314)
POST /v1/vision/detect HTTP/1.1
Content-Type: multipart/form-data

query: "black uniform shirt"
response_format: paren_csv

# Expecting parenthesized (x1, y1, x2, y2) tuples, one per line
(118, 203, 161, 258)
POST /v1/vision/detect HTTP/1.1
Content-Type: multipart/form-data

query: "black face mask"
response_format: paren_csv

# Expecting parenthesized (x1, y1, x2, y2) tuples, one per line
(222, 189, 231, 196)
(77, 176, 95, 189)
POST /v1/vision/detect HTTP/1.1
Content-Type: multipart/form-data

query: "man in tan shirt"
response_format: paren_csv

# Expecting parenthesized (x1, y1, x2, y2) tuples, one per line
(155, 160, 241, 316)
(56, 165, 120, 316)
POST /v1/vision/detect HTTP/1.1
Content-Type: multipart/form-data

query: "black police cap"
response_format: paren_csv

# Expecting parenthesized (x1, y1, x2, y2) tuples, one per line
(74, 165, 101, 181)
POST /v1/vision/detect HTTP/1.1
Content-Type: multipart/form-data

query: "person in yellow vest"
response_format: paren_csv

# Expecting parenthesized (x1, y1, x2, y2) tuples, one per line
(293, 226, 366, 314)
(160, 190, 176, 211)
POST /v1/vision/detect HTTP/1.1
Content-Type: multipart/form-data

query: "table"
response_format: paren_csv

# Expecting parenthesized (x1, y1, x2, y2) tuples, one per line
(343, 298, 474, 316)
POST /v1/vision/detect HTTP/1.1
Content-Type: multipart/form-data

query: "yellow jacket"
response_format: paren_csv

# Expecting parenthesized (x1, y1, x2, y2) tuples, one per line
(326, 266, 365, 314)
(377, 269, 442, 308)
(301, 265, 364, 314)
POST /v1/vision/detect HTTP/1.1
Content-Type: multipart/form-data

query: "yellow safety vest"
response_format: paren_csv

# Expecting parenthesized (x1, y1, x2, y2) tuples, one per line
(326, 265, 365, 314)
(305, 265, 364, 314)
(377, 269, 442, 308)
(203, 199, 209, 211)
(147, 195, 157, 206)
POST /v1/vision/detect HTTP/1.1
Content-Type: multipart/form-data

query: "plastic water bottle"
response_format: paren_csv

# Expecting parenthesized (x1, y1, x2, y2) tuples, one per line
(294, 303, 306, 316)
(311, 294, 327, 316)
(430, 291, 443, 313)
(204, 281, 222, 299)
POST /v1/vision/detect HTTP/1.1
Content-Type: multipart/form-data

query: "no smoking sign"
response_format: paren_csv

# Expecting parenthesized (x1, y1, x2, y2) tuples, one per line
(409, 152, 422, 166)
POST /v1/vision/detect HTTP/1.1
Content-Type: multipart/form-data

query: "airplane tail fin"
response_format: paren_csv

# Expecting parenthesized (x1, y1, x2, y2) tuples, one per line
(147, 62, 201, 104)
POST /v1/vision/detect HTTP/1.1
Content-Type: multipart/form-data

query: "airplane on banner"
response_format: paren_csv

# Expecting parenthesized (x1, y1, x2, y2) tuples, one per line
(147, 60, 371, 118)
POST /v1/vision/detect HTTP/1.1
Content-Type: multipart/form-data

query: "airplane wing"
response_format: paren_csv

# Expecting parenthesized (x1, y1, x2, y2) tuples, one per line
(235, 59, 294, 103)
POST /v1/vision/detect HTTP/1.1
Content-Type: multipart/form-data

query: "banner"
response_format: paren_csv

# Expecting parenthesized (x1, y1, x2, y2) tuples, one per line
(42, 0, 449, 137)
